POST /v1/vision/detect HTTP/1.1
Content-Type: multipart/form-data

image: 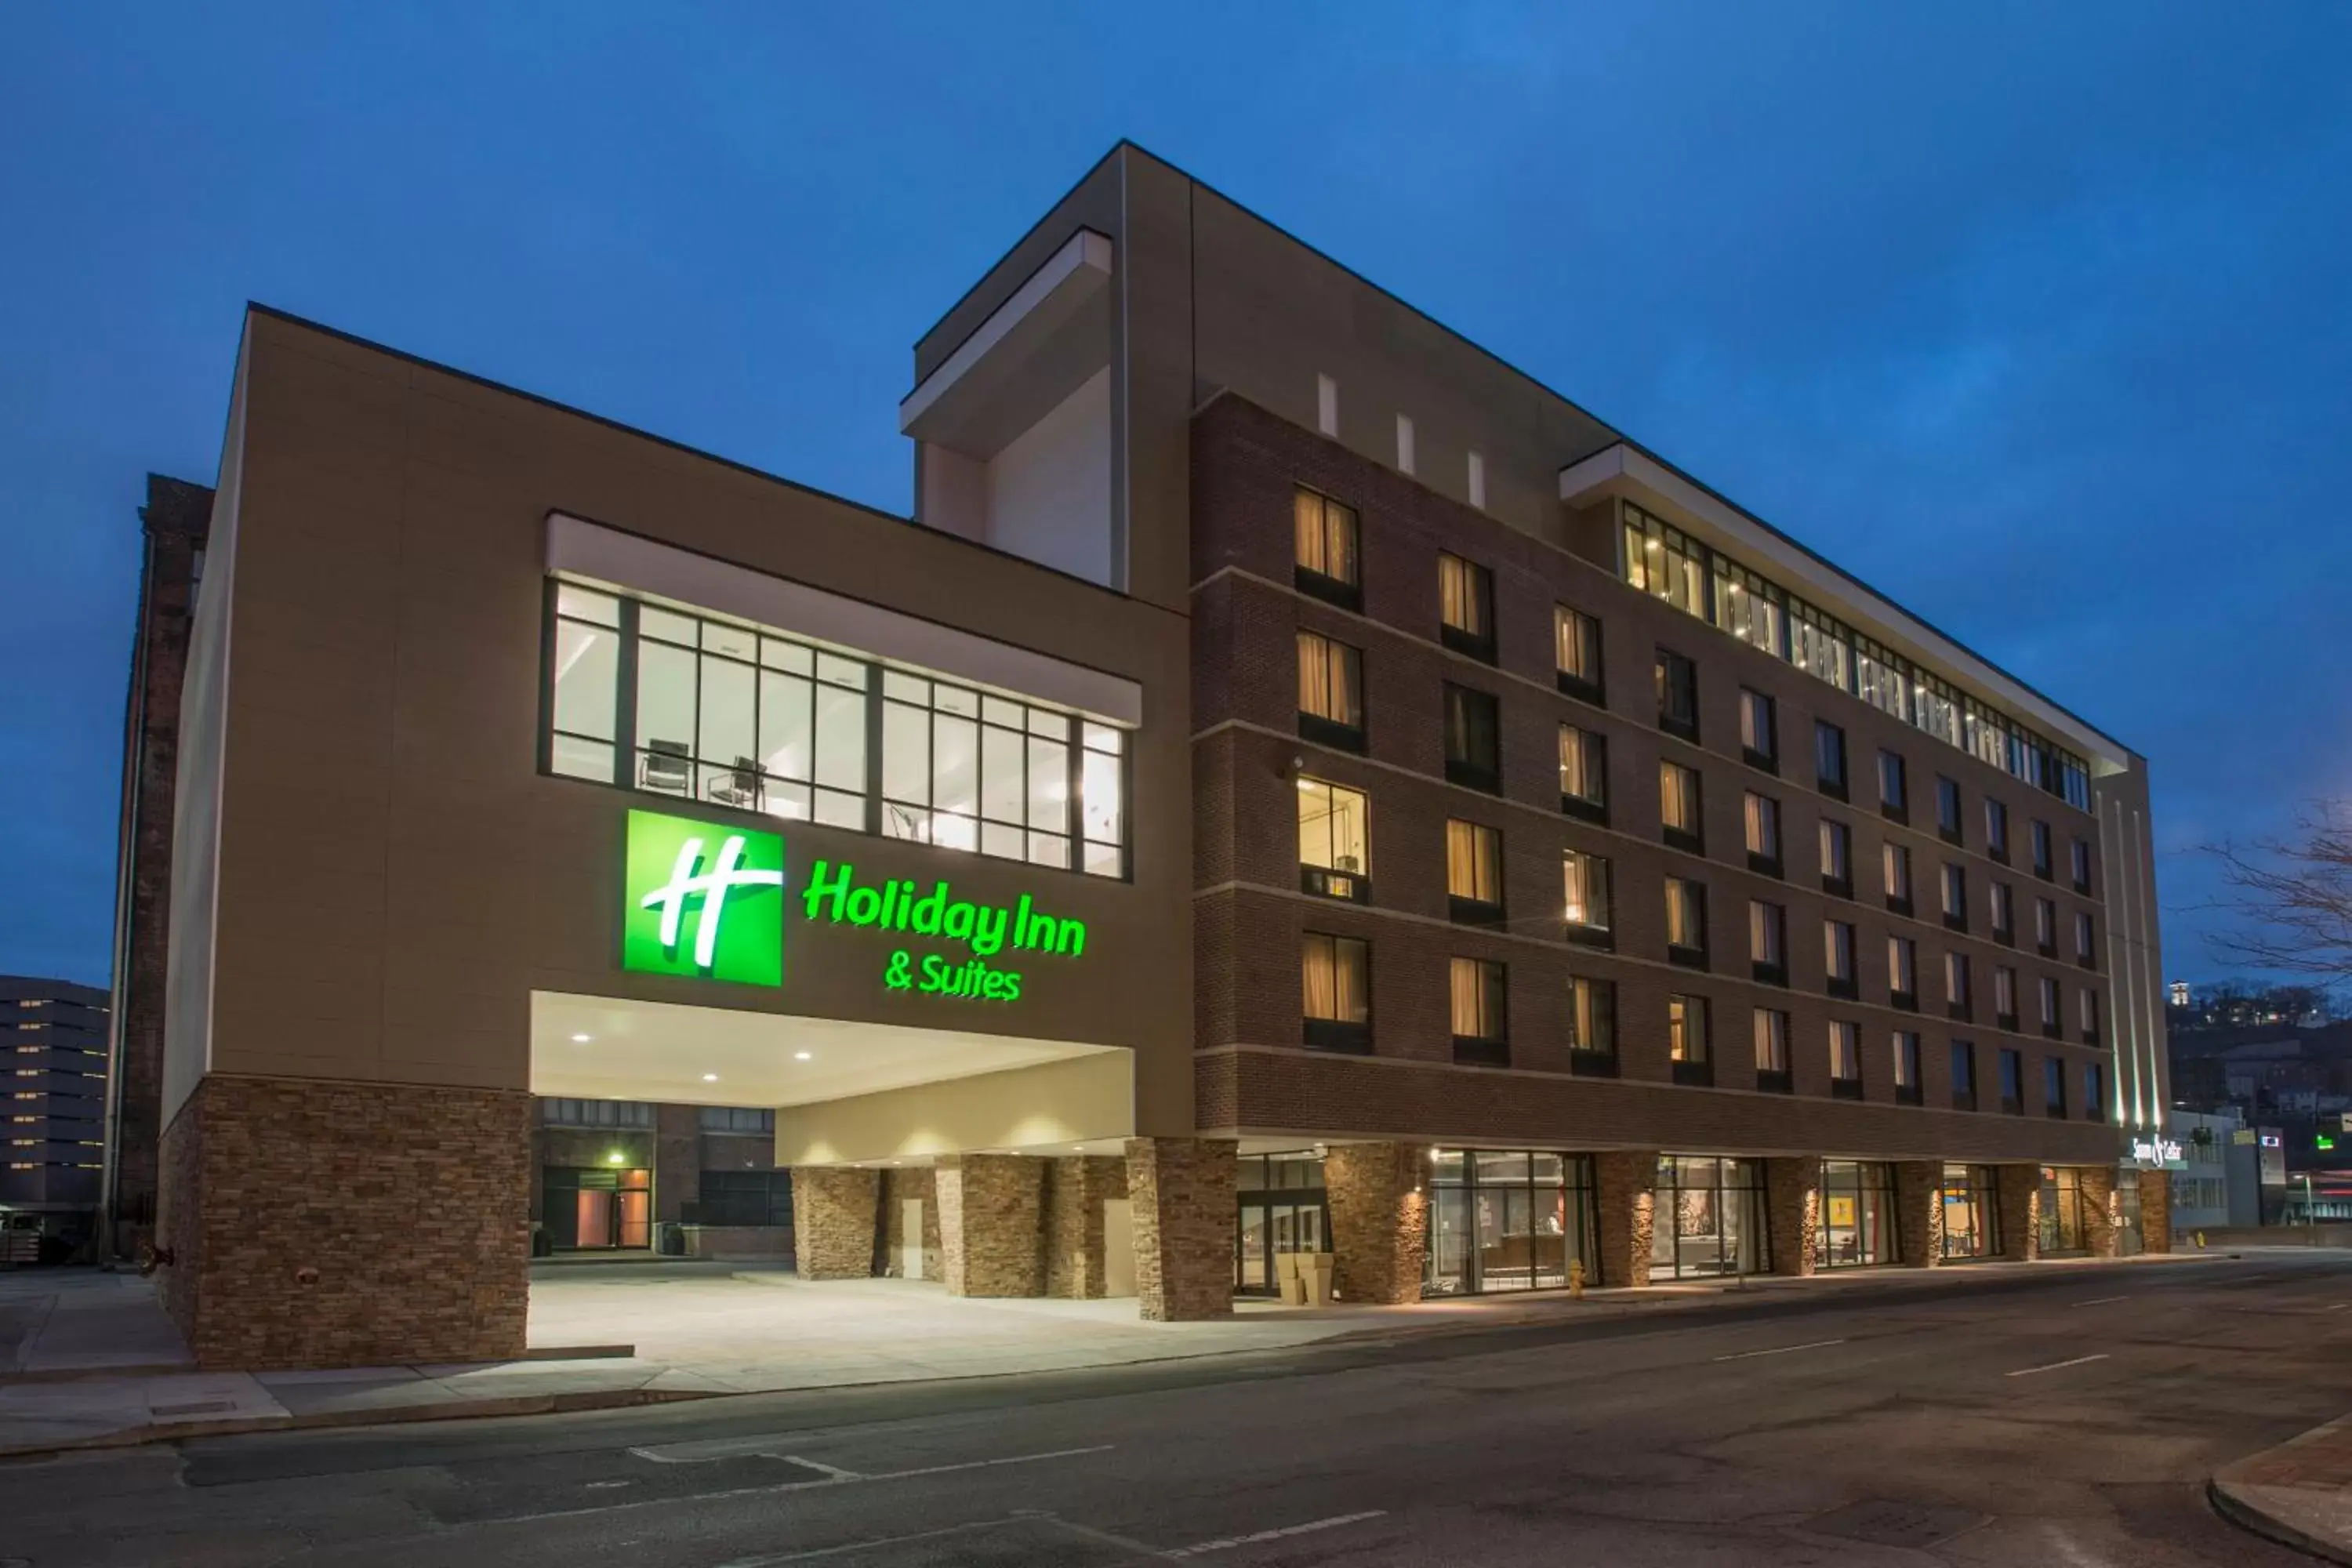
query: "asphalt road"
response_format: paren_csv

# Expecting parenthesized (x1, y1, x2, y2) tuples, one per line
(4, 1253, 2350, 1566)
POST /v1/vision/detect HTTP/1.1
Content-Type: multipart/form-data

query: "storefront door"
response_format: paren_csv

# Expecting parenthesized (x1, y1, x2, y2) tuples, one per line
(1235, 1152, 1330, 1296)
(543, 1166, 652, 1250)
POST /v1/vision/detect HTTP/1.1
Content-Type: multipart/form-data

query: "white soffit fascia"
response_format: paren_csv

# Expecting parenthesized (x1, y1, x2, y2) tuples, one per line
(1561, 444, 2125, 767)
(898, 229, 1115, 434)
(546, 514, 1142, 728)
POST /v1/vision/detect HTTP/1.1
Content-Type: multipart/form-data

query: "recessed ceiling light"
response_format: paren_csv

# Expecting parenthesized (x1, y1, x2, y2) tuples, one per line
(701, 1073, 718, 1082)
(794, 1051, 813, 1062)
(570, 1033, 592, 1044)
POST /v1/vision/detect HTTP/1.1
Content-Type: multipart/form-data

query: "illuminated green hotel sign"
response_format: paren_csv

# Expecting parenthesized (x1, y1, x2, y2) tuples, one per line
(621, 809, 1087, 1002)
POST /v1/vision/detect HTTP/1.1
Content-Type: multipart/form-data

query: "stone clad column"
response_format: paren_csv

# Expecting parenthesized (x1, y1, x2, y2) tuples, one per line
(1323, 1142, 1427, 1305)
(2080, 1165, 2120, 1258)
(1045, 1156, 1128, 1298)
(791, 1166, 880, 1280)
(937, 1154, 1048, 1296)
(2140, 1165, 2173, 1254)
(1766, 1156, 1824, 1276)
(654, 1103, 701, 1224)
(1595, 1149, 1661, 1288)
(1995, 1164, 2042, 1261)
(1893, 1161, 1944, 1268)
(1126, 1136, 1237, 1321)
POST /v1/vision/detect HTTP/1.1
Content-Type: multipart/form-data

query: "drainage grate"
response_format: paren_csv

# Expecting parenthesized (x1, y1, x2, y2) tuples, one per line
(1806, 1498, 1987, 1549)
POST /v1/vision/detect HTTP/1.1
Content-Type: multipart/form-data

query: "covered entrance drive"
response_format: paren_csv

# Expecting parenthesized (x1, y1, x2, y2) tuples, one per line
(528, 992, 1236, 1321)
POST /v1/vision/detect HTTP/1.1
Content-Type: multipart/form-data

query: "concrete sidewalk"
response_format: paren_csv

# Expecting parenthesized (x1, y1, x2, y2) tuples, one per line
(0, 1248, 2231, 1458)
(2213, 1414, 2352, 1563)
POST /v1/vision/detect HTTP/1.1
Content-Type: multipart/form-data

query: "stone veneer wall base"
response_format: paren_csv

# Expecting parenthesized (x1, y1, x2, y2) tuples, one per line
(792, 1167, 880, 1279)
(2139, 1167, 2173, 1254)
(1995, 1163, 2042, 1261)
(1892, 1160, 1944, 1268)
(1324, 1142, 1428, 1304)
(1766, 1156, 1824, 1277)
(1127, 1137, 1236, 1320)
(1595, 1149, 1660, 1288)
(155, 1073, 531, 1371)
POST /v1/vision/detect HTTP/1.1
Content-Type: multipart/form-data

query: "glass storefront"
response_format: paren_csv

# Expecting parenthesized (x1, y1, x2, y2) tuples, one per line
(2038, 1167, 2089, 1255)
(1651, 1156, 1769, 1279)
(1235, 1152, 1329, 1296)
(1937, 1162, 1999, 1259)
(1425, 1150, 1599, 1295)
(543, 1165, 652, 1250)
(1819, 1160, 1897, 1267)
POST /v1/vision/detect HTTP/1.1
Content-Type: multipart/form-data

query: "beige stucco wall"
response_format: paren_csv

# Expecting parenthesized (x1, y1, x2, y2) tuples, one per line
(774, 1051, 1133, 1167)
(172, 309, 1196, 1136)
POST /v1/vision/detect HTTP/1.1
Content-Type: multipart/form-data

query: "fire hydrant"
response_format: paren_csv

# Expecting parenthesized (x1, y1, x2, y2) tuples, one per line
(1568, 1258, 1587, 1299)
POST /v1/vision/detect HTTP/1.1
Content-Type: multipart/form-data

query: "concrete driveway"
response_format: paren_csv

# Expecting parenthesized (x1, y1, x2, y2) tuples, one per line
(526, 1265, 1363, 1392)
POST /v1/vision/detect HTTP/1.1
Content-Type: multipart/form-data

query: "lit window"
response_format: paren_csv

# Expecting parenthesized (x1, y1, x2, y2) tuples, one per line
(1666, 877, 1708, 956)
(1563, 851, 1611, 934)
(1298, 632, 1365, 737)
(1566, 976, 1615, 1057)
(1301, 933, 1370, 1047)
(1445, 820, 1503, 913)
(1744, 793, 1780, 862)
(1661, 762, 1702, 842)
(1294, 489, 1359, 591)
(1438, 554, 1494, 658)
(1296, 778, 1370, 902)
(1555, 605, 1602, 693)
(1753, 1008, 1790, 1073)
(1559, 725, 1607, 813)
(1739, 688, 1777, 762)
(1669, 995, 1709, 1064)
(1830, 1021, 1861, 1083)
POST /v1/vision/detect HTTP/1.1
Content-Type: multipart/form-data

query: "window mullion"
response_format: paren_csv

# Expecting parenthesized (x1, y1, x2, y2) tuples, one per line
(862, 662, 884, 836)
(614, 597, 641, 786)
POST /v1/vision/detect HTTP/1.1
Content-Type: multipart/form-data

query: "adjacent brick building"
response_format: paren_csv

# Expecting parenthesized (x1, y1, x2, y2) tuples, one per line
(133, 142, 2170, 1369)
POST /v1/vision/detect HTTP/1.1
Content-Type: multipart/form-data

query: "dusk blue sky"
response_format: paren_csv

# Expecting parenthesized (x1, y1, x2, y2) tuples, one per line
(3, 4, 2347, 990)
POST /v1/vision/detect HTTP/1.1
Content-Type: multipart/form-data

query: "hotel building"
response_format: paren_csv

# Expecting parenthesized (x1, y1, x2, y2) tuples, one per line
(129, 143, 2169, 1367)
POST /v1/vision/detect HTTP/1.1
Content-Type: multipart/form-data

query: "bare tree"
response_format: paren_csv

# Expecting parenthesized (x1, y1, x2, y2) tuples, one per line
(2208, 802, 2352, 984)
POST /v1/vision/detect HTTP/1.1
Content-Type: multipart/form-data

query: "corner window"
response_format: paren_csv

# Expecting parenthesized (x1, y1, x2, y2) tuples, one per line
(1450, 957, 1508, 1065)
(1656, 649, 1699, 740)
(1439, 554, 1496, 662)
(1443, 684, 1501, 793)
(1740, 688, 1777, 767)
(543, 581, 1124, 877)
(1293, 488, 1360, 607)
(1555, 605, 1603, 701)
(1301, 934, 1370, 1053)
(1445, 820, 1504, 924)
(1298, 630, 1365, 750)
(1624, 504, 1707, 617)
(1296, 777, 1369, 902)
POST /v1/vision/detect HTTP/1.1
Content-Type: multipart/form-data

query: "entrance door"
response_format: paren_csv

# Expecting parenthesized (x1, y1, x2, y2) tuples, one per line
(902, 1199, 924, 1279)
(1102, 1198, 1136, 1297)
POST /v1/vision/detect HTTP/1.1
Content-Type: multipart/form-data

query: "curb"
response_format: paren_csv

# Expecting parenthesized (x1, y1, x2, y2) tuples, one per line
(0, 1384, 720, 1461)
(2209, 1477, 2352, 1567)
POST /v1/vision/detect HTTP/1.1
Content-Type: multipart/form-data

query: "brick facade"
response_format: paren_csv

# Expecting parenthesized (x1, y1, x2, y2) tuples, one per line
(1996, 1163, 2042, 1261)
(107, 476, 212, 1254)
(154, 1073, 530, 1370)
(1189, 394, 2120, 1173)
(1893, 1160, 1944, 1267)
(792, 1166, 880, 1279)
(2081, 1163, 2119, 1258)
(1766, 1156, 1823, 1277)
(2139, 1165, 2172, 1253)
(937, 1154, 1048, 1297)
(1323, 1142, 1427, 1303)
(1127, 1136, 1236, 1320)
(1044, 1156, 1129, 1299)
(1595, 1149, 1660, 1287)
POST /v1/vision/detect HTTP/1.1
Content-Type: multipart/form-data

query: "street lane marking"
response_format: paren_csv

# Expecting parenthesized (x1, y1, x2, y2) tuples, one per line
(1711, 1338, 1847, 1363)
(717, 1519, 1004, 1565)
(2005, 1353, 2111, 1378)
(2071, 1295, 2129, 1306)
(1169, 1511, 1388, 1558)
(778, 1456, 862, 1482)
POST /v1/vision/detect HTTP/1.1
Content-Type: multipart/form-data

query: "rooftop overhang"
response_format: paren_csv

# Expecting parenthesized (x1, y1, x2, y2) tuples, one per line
(1561, 443, 2128, 770)
(898, 228, 1114, 459)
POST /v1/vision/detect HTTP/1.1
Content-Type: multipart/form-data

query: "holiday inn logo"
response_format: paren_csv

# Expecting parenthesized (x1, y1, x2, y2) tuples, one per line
(622, 810, 787, 985)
